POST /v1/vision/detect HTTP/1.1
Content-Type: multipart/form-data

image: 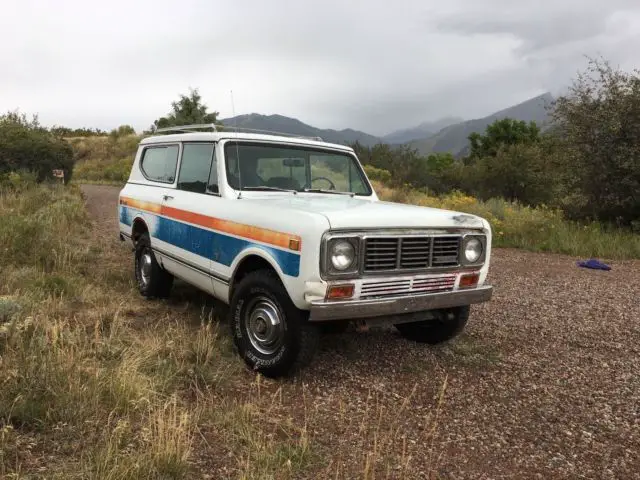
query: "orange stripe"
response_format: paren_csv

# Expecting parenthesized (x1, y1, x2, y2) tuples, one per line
(120, 196, 301, 251)
(119, 197, 162, 214)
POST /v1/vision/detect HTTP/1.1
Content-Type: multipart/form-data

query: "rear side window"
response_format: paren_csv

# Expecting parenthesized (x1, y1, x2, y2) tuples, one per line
(177, 143, 216, 194)
(140, 145, 179, 183)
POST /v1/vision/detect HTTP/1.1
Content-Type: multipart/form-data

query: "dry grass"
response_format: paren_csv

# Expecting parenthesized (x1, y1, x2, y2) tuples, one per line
(70, 135, 139, 183)
(1, 181, 450, 479)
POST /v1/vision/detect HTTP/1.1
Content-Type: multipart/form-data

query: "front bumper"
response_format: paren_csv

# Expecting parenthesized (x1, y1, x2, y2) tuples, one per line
(309, 285, 493, 322)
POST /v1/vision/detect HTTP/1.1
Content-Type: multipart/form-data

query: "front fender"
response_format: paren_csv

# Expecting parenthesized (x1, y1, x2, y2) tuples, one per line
(229, 247, 306, 310)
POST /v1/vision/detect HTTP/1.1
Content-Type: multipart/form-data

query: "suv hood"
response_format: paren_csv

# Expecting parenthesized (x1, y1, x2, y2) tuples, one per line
(241, 194, 486, 230)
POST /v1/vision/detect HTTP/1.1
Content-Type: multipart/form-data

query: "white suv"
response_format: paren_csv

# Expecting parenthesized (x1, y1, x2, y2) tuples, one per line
(118, 125, 493, 377)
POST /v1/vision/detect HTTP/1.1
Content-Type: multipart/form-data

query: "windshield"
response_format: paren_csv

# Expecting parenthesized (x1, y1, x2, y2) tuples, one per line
(224, 142, 372, 195)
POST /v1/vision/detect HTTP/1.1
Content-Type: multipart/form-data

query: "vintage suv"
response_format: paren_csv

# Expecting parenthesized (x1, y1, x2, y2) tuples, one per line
(118, 124, 493, 377)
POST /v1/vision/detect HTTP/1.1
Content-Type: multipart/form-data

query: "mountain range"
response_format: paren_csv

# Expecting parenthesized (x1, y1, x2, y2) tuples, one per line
(219, 113, 382, 147)
(220, 92, 554, 156)
(408, 93, 554, 156)
(382, 117, 464, 144)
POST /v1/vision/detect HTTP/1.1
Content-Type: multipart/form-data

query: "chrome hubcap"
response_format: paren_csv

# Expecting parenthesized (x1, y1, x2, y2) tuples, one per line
(245, 296, 284, 355)
(140, 251, 152, 286)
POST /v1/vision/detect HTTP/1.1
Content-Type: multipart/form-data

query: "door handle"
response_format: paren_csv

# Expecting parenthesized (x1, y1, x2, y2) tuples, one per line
(163, 195, 174, 201)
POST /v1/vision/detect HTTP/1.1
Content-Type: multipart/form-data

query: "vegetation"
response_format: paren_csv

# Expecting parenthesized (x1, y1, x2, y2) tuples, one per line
(551, 59, 640, 227)
(50, 126, 107, 138)
(0, 179, 449, 478)
(355, 59, 640, 230)
(70, 133, 140, 183)
(0, 111, 76, 183)
(374, 183, 640, 259)
(468, 118, 540, 160)
(149, 88, 219, 133)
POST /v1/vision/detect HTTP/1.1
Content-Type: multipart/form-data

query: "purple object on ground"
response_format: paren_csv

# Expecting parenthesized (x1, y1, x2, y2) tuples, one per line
(576, 258, 611, 271)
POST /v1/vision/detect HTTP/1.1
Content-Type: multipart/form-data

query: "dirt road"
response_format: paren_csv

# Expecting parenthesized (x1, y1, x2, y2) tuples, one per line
(82, 184, 640, 479)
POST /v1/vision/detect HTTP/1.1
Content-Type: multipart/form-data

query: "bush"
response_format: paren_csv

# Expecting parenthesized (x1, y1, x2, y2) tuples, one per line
(363, 165, 392, 184)
(552, 58, 640, 226)
(466, 142, 563, 206)
(373, 182, 640, 259)
(0, 111, 75, 183)
(71, 135, 139, 183)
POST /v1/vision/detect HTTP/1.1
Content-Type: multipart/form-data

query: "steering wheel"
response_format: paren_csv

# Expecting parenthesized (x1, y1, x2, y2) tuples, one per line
(310, 176, 336, 190)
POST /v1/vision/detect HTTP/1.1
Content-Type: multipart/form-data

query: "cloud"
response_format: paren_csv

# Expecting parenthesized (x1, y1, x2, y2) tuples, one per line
(0, 0, 638, 136)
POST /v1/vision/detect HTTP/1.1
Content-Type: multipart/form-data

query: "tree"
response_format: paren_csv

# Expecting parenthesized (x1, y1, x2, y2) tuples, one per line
(468, 118, 540, 160)
(150, 88, 219, 132)
(0, 111, 75, 183)
(469, 142, 562, 205)
(552, 58, 640, 226)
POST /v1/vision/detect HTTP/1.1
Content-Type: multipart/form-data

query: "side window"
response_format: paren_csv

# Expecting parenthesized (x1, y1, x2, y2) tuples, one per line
(177, 143, 215, 194)
(141, 145, 179, 183)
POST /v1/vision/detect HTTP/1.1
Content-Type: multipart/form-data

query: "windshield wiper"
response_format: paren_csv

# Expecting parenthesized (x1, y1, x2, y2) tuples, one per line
(302, 188, 355, 197)
(241, 186, 297, 194)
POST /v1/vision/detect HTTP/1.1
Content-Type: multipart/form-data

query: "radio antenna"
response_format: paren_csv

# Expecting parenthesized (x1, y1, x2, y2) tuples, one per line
(231, 89, 243, 199)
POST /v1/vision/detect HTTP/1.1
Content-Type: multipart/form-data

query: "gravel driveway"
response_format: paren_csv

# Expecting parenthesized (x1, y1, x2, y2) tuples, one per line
(82, 184, 640, 479)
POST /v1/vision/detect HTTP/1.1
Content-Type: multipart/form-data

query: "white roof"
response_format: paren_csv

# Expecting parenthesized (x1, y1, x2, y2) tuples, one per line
(140, 131, 355, 152)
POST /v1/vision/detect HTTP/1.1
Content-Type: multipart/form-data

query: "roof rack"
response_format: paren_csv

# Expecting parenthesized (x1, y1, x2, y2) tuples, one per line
(154, 123, 323, 141)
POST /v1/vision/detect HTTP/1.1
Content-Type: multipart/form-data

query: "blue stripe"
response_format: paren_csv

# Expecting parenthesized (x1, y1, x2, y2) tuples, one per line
(119, 206, 300, 277)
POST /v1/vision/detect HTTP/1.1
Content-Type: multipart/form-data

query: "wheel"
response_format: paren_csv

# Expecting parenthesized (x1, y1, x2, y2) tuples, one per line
(319, 320, 350, 334)
(394, 306, 470, 344)
(230, 270, 319, 377)
(134, 233, 173, 298)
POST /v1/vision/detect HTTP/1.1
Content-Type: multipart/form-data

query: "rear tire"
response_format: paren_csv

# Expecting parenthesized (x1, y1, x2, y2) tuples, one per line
(394, 306, 470, 344)
(134, 233, 173, 298)
(230, 270, 319, 377)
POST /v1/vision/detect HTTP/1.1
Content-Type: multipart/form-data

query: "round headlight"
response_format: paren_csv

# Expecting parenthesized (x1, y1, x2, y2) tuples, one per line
(464, 237, 483, 263)
(330, 240, 355, 271)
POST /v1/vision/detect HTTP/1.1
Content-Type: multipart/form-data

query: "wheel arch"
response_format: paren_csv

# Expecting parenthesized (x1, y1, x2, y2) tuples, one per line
(131, 216, 149, 244)
(229, 248, 295, 301)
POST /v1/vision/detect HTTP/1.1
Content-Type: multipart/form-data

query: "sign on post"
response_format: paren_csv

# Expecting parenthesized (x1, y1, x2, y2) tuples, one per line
(52, 169, 65, 183)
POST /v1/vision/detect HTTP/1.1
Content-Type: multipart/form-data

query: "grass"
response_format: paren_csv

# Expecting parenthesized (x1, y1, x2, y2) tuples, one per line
(2, 180, 454, 478)
(374, 182, 640, 259)
(70, 134, 139, 183)
(0, 180, 216, 478)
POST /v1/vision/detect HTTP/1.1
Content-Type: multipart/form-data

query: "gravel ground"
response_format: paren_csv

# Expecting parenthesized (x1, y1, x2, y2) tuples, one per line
(83, 184, 640, 479)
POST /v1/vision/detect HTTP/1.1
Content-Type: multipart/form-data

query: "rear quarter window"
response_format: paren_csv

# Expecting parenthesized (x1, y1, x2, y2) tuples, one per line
(140, 145, 179, 183)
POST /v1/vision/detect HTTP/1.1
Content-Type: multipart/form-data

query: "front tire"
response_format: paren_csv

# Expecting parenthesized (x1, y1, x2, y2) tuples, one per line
(394, 306, 470, 344)
(230, 270, 319, 377)
(134, 233, 173, 298)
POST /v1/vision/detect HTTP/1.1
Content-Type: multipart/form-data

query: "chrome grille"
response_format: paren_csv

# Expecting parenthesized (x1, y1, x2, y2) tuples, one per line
(363, 238, 399, 271)
(363, 235, 461, 273)
(360, 274, 456, 298)
(432, 237, 461, 267)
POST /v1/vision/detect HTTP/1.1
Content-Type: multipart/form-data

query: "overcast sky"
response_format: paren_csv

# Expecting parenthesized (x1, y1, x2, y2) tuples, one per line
(1, 0, 639, 136)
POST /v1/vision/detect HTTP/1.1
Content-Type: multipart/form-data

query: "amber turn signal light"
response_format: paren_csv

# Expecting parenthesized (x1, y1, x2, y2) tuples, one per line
(289, 238, 301, 251)
(459, 273, 479, 288)
(326, 284, 355, 300)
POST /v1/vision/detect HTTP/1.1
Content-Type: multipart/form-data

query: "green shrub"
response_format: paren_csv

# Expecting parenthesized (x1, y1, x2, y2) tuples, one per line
(373, 182, 640, 259)
(363, 165, 392, 184)
(0, 111, 75, 183)
(71, 135, 138, 183)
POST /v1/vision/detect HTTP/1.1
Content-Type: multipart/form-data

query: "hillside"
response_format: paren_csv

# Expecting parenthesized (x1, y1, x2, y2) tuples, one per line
(220, 113, 382, 146)
(383, 117, 464, 144)
(409, 93, 554, 156)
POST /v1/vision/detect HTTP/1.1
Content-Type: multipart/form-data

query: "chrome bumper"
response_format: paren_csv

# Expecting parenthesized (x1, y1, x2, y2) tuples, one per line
(308, 285, 493, 322)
